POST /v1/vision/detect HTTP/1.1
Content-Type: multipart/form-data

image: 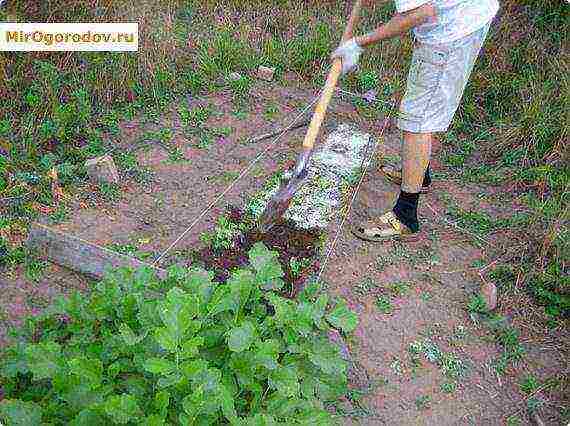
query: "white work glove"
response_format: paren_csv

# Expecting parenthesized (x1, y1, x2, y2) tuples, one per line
(332, 38, 364, 75)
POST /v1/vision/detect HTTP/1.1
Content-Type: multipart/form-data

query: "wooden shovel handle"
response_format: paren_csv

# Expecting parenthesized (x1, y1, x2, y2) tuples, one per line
(302, 0, 362, 149)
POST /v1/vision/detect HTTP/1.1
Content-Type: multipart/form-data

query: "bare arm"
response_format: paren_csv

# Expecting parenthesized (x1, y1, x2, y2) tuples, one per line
(355, 3, 436, 47)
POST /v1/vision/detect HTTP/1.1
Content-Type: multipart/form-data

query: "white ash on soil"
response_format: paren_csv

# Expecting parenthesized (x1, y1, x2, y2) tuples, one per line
(248, 124, 373, 230)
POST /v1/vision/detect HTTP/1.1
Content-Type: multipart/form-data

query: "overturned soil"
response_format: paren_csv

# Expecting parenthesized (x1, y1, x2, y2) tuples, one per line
(190, 206, 321, 295)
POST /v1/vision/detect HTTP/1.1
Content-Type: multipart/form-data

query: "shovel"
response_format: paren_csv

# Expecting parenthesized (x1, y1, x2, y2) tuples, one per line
(258, 0, 363, 232)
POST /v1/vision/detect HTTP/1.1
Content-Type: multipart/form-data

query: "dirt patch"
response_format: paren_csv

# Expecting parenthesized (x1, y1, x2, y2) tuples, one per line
(190, 206, 321, 296)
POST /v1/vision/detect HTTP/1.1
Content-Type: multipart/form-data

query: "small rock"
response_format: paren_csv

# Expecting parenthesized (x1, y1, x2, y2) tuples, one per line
(257, 65, 275, 82)
(362, 89, 377, 103)
(228, 72, 242, 82)
(530, 412, 545, 426)
(85, 155, 119, 185)
(480, 280, 497, 311)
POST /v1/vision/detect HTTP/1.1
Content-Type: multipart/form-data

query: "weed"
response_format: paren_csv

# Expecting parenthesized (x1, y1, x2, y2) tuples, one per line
(197, 29, 255, 78)
(229, 75, 253, 106)
(409, 338, 468, 379)
(213, 171, 239, 184)
(356, 70, 380, 92)
(157, 128, 174, 144)
(289, 257, 313, 279)
(107, 243, 153, 261)
(506, 415, 522, 426)
(376, 241, 440, 271)
(415, 395, 431, 410)
(450, 325, 468, 345)
(165, 147, 189, 164)
(390, 357, 404, 376)
(529, 260, 570, 320)
(24, 257, 47, 282)
(288, 23, 333, 78)
(353, 277, 377, 296)
(48, 205, 68, 225)
(447, 206, 496, 237)
(232, 109, 248, 120)
(99, 182, 121, 202)
(200, 216, 243, 252)
(467, 294, 489, 315)
(375, 255, 391, 272)
(440, 382, 457, 394)
(197, 132, 213, 149)
(493, 326, 526, 374)
(439, 352, 468, 379)
(519, 375, 540, 395)
(344, 169, 363, 186)
(189, 105, 213, 127)
(527, 396, 544, 414)
(264, 103, 280, 121)
(181, 68, 206, 94)
(387, 281, 411, 297)
(212, 126, 233, 138)
(375, 295, 394, 314)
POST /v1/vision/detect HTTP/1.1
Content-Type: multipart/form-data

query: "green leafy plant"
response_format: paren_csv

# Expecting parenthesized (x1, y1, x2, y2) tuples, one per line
(440, 382, 457, 394)
(519, 375, 540, 395)
(200, 216, 243, 252)
(289, 257, 313, 279)
(415, 395, 431, 410)
(375, 296, 393, 315)
(0, 243, 358, 424)
(99, 182, 121, 202)
(356, 70, 379, 92)
(229, 76, 252, 106)
(467, 294, 489, 315)
(409, 338, 468, 380)
(264, 104, 280, 121)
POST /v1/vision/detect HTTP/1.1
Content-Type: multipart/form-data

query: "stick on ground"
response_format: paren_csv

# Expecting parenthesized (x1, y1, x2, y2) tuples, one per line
(247, 118, 311, 144)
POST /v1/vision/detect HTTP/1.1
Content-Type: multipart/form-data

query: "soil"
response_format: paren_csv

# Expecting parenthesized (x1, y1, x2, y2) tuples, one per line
(190, 205, 321, 294)
(1, 80, 567, 425)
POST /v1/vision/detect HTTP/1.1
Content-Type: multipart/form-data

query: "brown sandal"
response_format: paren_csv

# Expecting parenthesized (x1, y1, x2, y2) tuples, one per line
(351, 211, 420, 242)
(379, 164, 430, 194)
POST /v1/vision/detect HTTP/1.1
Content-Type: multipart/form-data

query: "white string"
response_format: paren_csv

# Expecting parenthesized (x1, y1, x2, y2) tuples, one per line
(152, 93, 322, 266)
(314, 100, 397, 285)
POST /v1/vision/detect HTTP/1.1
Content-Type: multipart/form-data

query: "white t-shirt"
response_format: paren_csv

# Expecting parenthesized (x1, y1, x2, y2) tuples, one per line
(394, 0, 499, 44)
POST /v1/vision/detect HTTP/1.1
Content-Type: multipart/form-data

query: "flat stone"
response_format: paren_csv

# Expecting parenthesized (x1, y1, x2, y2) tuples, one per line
(228, 72, 242, 82)
(85, 154, 119, 185)
(247, 124, 374, 230)
(257, 66, 275, 82)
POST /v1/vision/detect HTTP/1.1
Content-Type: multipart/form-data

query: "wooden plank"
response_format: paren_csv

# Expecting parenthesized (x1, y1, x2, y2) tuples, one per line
(27, 223, 167, 280)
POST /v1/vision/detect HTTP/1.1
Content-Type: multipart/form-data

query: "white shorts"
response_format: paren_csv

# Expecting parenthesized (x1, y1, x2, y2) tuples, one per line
(397, 22, 491, 133)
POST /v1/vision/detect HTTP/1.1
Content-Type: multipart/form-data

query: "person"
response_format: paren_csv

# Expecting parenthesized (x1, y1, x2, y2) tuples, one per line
(332, 0, 499, 242)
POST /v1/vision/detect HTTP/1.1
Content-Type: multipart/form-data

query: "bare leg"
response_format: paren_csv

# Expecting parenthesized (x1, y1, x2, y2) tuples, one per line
(401, 130, 432, 193)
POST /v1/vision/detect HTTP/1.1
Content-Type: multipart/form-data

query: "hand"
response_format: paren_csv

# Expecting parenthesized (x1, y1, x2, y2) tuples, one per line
(331, 38, 364, 75)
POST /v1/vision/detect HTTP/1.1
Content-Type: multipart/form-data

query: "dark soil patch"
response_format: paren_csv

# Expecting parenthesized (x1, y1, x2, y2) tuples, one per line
(190, 206, 322, 295)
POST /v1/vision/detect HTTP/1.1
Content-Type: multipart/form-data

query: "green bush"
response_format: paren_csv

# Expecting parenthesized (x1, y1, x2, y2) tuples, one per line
(0, 243, 357, 425)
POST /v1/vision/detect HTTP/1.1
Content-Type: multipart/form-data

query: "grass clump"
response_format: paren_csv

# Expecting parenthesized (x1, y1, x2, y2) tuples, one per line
(0, 243, 358, 424)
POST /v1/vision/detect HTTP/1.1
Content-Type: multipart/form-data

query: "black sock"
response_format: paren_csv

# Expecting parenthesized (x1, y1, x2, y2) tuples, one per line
(423, 164, 432, 187)
(393, 190, 420, 233)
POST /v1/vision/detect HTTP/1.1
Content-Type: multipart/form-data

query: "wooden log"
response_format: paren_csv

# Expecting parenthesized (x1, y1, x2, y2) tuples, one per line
(27, 223, 167, 280)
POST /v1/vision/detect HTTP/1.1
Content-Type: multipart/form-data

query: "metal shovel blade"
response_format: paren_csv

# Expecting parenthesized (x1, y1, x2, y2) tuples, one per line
(257, 149, 312, 232)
